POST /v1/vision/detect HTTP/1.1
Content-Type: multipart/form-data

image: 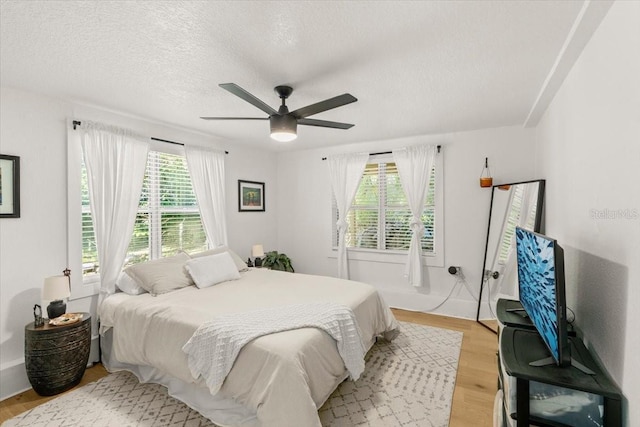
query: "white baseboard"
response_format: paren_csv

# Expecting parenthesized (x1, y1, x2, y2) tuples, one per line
(380, 289, 480, 319)
(0, 360, 31, 401)
(0, 335, 100, 401)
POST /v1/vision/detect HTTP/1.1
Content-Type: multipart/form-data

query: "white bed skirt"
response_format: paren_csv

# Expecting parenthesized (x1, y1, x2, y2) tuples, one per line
(101, 328, 270, 427)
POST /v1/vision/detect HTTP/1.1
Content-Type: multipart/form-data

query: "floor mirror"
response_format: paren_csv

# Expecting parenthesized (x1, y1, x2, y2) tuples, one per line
(476, 179, 545, 333)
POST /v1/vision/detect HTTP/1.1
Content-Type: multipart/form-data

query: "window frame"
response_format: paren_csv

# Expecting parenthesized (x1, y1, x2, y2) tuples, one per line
(67, 127, 204, 299)
(130, 150, 207, 263)
(330, 152, 444, 268)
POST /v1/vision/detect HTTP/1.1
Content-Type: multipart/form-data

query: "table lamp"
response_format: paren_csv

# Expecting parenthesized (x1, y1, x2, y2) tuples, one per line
(42, 272, 71, 319)
(252, 244, 265, 268)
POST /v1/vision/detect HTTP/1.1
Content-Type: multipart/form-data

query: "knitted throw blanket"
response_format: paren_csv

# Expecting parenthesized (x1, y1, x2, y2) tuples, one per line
(182, 302, 366, 395)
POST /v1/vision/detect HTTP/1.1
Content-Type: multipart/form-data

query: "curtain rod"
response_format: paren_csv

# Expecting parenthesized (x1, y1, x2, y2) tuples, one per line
(321, 144, 441, 160)
(72, 120, 228, 154)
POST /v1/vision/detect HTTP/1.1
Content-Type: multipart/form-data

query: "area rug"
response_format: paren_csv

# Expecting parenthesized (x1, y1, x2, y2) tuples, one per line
(3, 321, 462, 427)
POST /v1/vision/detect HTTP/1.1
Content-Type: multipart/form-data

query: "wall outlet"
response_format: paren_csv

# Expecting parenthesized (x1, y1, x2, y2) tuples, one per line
(448, 266, 462, 275)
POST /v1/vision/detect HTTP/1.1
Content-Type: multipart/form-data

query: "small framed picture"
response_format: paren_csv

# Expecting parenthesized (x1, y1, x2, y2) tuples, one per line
(238, 180, 265, 212)
(0, 154, 20, 218)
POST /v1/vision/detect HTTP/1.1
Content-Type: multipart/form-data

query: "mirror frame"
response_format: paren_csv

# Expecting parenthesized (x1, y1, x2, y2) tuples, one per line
(475, 179, 546, 333)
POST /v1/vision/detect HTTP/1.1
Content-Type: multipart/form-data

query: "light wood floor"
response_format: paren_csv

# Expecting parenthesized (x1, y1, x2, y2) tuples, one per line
(0, 309, 498, 426)
(0, 362, 109, 422)
(392, 309, 499, 427)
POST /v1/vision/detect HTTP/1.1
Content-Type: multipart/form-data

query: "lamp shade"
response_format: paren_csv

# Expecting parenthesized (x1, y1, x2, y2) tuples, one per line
(252, 244, 265, 258)
(270, 115, 297, 142)
(42, 275, 70, 301)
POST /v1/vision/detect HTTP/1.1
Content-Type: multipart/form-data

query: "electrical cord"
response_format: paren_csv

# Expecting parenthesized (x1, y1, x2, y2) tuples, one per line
(421, 278, 461, 312)
(567, 306, 576, 325)
(421, 272, 473, 312)
(459, 271, 478, 301)
(482, 276, 497, 319)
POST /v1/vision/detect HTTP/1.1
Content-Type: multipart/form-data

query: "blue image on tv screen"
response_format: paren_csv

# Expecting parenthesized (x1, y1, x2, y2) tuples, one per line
(516, 228, 559, 362)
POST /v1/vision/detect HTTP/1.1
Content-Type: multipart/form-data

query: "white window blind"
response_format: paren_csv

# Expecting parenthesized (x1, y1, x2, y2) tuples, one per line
(334, 160, 436, 254)
(497, 185, 538, 265)
(80, 164, 97, 275)
(497, 185, 523, 264)
(81, 150, 207, 276)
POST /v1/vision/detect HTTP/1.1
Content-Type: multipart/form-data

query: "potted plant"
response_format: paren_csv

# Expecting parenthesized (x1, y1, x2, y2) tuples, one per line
(262, 251, 294, 272)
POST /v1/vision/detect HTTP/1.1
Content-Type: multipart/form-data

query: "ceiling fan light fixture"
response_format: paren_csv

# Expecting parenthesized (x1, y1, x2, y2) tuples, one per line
(203, 83, 357, 141)
(270, 114, 298, 142)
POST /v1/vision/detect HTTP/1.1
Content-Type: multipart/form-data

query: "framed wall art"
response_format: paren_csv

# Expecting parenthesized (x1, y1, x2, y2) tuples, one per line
(238, 180, 265, 212)
(0, 154, 20, 218)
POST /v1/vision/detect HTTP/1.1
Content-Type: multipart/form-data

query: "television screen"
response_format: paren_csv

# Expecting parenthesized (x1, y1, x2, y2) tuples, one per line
(515, 227, 570, 367)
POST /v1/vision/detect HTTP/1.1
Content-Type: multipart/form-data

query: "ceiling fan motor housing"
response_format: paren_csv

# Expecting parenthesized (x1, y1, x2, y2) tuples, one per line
(270, 113, 297, 141)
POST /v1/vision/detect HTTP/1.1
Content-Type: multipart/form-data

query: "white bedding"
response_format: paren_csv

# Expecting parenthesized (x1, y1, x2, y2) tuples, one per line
(183, 302, 366, 396)
(99, 268, 399, 427)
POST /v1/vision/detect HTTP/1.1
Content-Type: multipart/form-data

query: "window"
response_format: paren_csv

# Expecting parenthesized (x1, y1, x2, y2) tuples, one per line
(81, 150, 207, 277)
(332, 154, 443, 266)
(497, 185, 538, 265)
(497, 185, 524, 265)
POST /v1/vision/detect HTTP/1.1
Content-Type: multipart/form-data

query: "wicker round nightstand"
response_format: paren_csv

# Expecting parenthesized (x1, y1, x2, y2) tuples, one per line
(24, 312, 91, 396)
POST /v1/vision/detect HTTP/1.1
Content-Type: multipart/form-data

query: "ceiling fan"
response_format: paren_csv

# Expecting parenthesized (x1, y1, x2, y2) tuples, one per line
(201, 83, 357, 142)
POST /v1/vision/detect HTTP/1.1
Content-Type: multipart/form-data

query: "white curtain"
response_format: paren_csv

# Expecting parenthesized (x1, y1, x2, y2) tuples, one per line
(392, 145, 437, 287)
(185, 146, 228, 248)
(81, 121, 149, 300)
(327, 152, 369, 279)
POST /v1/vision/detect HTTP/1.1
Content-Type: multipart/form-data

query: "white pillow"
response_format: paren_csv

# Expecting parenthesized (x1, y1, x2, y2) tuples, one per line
(116, 271, 147, 295)
(125, 252, 193, 296)
(185, 252, 241, 289)
(190, 246, 248, 272)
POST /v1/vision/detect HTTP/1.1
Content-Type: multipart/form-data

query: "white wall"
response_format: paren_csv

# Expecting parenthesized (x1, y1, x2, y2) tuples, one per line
(0, 87, 278, 399)
(534, 1, 640, 424)
(0, 88, 73, 398)
(276, 126, 537, 319)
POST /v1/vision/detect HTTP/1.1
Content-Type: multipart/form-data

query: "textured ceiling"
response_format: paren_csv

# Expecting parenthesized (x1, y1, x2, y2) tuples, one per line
(0, 1, 601, 151)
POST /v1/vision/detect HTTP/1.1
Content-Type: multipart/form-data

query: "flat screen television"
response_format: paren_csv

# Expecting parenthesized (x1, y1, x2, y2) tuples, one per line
(515, 227, 571, 368)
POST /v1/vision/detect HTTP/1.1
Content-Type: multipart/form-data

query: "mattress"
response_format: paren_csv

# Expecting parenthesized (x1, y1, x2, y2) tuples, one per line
(99, 268, 399, 427)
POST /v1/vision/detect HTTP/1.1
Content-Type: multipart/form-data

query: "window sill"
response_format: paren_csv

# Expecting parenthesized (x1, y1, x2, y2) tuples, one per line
(70, 274, 100, 300)
(328, 247, 443, 267)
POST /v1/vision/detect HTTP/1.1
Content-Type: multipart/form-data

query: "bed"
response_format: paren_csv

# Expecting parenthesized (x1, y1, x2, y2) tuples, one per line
(99, 266, 399, 427)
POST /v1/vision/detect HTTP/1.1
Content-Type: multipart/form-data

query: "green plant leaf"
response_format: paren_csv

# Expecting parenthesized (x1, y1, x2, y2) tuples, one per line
(260, 250, 294, 272)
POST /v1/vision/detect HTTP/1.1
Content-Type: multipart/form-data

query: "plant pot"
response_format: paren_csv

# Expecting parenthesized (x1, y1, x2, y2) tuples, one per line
(480, 177, 493, 188)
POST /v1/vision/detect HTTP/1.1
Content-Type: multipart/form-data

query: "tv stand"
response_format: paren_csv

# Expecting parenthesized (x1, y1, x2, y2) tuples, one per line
(529, 355, 596, 375)
(500, 326, 622, 426)
(495, 299, 622, 426)
(496, 299, 534, 329)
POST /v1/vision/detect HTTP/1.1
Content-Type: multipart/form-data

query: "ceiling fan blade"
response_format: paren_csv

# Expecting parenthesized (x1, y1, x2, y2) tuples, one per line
(291, 94, 357, 118)
(219, 83, 278, 116)
(298, 118, 354, 129)
(200, 117, 268, 120)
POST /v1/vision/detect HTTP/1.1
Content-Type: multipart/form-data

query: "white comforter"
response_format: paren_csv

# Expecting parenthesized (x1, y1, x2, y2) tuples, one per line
(183, 302, 366, 396)
(99, 269, 399, 427)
